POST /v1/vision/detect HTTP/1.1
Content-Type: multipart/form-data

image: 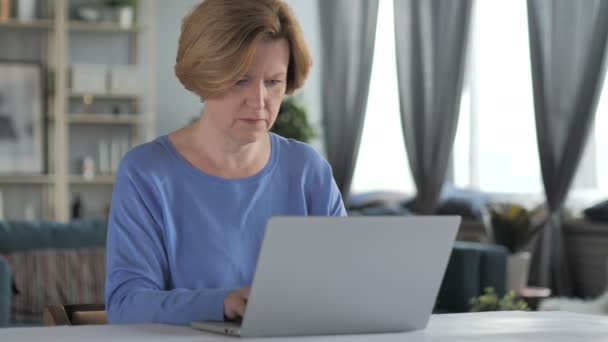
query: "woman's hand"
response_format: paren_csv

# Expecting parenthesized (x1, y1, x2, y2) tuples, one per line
(224, 287, 251, 321)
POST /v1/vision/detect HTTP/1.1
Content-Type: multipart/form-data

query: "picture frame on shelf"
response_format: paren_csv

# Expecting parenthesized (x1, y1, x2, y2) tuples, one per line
(70, 64, 107, 94)
(0, 61, 45, 174)
(109, 65, 138, 95)
(0, 0, 11, 21)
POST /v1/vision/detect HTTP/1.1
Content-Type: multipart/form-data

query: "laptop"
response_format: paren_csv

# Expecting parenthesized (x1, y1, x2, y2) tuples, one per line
(191, 215, 460, 338)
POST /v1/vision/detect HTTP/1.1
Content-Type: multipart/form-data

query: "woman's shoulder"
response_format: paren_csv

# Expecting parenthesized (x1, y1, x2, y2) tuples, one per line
(118, 136, 175, 177)
(272, 133, 330, 172)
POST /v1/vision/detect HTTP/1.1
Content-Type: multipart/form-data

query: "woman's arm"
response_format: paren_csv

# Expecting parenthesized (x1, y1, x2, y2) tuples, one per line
(104, 159, 230, 325)
(307, 157, 347, 217)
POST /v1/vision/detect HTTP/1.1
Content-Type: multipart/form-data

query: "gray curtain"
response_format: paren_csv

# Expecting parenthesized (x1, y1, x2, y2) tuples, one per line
(318, 0, 379, 201)
(527, 0, 608, 295)
(394, 0, 473, 214)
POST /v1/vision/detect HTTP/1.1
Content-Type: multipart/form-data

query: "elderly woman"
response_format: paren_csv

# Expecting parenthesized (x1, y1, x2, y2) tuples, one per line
(105, 0, 345, 326)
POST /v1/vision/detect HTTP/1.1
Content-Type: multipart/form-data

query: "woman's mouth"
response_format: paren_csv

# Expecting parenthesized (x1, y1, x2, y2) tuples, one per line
(239, 118, 264, 125)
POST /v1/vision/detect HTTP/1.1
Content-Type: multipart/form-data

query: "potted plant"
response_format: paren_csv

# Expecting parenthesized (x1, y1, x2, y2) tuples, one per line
(470, 287, 529, 312)
(103, 0, 136, 28)
(488, 203, 546, 293)
(270, 96, 315, 143)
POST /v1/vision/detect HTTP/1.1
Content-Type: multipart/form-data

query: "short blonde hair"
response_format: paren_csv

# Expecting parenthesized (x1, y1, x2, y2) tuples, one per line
(175, 0, 312, 99)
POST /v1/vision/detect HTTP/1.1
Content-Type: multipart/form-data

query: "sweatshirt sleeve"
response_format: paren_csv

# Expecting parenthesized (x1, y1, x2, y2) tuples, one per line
(307, 155, 347, 217)
(104, 156, 230, 325)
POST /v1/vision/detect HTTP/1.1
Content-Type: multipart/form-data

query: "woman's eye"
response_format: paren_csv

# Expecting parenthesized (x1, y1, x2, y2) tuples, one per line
(266, 80, 282, 86)
(235, 79, 248, 86)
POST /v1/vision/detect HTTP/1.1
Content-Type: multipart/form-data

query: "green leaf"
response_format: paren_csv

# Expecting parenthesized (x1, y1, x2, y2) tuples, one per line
(270, 96, 315, 143)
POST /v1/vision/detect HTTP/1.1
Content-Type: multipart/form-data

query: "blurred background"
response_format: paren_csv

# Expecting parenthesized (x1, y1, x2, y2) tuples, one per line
(0, 0, 607, 327)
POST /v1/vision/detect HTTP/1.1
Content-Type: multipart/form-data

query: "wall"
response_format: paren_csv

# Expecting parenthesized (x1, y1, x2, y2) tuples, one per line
(153, 0, 202, 136)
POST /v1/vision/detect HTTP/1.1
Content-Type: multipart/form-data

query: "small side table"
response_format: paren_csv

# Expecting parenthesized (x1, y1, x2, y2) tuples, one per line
(518, 286, 552, 310)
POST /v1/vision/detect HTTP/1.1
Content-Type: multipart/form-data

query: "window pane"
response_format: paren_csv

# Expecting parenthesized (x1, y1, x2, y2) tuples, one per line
(567, 79, 607, 208)
(454, 0, 543, 194)
(351, 0, 414, 195)
(593, 74, 608, 192)
(453, 87, 472, 188)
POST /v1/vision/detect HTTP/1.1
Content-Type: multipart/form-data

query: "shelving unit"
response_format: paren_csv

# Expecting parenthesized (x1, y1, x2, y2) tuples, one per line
(69, 175, 116, 185)
(68, 21, 142, 32)
(0, 18, 53, 29)
(68, 91, 140, 99)
(0, 175, 54, 184)
(0, 0, 156, 221)
(66, 113, 141, 125)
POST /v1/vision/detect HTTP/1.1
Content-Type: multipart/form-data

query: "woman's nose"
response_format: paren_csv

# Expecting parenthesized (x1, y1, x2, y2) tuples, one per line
(246, 82, 265, 110)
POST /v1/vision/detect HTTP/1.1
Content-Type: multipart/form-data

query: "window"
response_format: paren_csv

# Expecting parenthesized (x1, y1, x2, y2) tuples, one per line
(352, 0, 607, 204)
(455, 0, 607, 204)
(596, 88, 608, 192)
(351, 0, 414, 195)
(453, 0, 542, 194)
(569, 74, 608, 208)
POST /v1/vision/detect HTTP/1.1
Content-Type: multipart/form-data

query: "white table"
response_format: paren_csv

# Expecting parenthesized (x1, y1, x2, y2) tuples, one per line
(1, 311, 607, 341)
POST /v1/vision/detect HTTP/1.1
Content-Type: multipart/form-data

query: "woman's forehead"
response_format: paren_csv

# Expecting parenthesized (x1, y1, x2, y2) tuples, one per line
(245, 39, 290, 74)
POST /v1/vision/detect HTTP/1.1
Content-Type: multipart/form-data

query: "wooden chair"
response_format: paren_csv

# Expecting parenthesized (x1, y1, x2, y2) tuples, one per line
(43, 304, 107, 326)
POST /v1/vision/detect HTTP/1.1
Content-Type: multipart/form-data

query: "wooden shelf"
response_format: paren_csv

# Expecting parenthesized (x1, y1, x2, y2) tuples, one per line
(69, 21, 141, 33)
(0, 1, 155, 221)
(68, 91, 139, 99)
(0, 18, 53, 29)
(67, 113, 140, 125)
(69, 175, 116, 185)
(0, 174, 53, 184)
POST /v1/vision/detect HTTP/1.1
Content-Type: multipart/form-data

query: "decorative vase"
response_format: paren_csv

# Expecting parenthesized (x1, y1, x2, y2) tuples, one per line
(17, 0, 36, 20)
(506, 251, 531, 293)
(118, 6, 134, 29)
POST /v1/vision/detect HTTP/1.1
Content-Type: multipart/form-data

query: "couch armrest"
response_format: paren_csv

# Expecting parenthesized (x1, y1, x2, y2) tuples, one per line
(0, 256, 10, 326)
(435, 241, 507, 313)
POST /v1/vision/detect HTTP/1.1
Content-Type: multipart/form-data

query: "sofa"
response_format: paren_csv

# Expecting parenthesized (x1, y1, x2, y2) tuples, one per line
(0, 219, 107, 326)
(563, 218, 608, 299)
(437, 241, 507, 312)
(0, 218, 507, 326)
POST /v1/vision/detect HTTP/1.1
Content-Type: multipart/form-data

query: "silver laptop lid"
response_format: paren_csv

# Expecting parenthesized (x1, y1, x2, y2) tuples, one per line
(239, 216, 460, 337)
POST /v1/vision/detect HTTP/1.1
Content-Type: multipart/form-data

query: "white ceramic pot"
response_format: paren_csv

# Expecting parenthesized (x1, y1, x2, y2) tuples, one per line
(0, 189, 4, 220)
(506, 251, 531, 293)
(17, 0, 36, 20)
(118, 6, 134, 29)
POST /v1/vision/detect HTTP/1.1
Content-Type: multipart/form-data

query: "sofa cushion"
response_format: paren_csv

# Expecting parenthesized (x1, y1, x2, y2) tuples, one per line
(348, 205, 411, 216)
(436, 241, 508, 312)
(437, 198, 485, 220)
(584, 199, 608, 223)
(401, 186, 489, 220)
(347, 191, 412, 210)
(3, 247, 106, 324)
(0, 220, 107, 254)
(0, 255, 10, 326)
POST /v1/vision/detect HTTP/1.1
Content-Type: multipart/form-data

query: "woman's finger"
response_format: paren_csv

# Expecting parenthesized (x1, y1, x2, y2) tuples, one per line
(236, 299, 246, 318)
(242, 288, 251, 300)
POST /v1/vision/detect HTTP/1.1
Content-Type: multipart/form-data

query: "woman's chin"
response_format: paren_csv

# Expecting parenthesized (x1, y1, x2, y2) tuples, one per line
(233, 130, 268, 146)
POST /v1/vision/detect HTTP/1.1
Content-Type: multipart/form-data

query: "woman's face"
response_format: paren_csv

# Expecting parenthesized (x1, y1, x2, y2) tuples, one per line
(203, 38, 290, 145)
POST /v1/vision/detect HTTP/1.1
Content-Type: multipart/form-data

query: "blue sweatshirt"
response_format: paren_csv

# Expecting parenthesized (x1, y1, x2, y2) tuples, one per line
(105, 133, 346, 325)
